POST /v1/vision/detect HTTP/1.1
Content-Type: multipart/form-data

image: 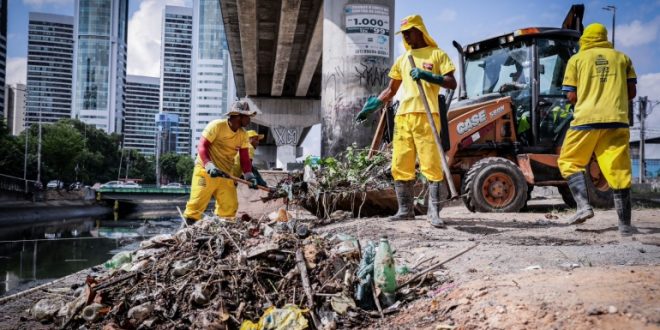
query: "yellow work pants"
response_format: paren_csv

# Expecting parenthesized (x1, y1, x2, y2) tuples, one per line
(183, 165, 238, 220)
(558, 128, 632, 189)
(392, 113, 443, 181)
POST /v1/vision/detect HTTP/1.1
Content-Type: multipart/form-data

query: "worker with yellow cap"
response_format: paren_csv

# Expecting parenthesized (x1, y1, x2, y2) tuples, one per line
(232, 130, 268, 187)
(183, 100, 261, 224)
(355, 14, 457, 228)
(558, 23, 637, 236)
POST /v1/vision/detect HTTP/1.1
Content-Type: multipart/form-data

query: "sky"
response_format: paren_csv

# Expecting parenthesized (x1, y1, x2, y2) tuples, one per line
(5, 0, 660, 156)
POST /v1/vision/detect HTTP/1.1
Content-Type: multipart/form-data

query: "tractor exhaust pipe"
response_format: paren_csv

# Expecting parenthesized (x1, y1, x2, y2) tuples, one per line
(452, 40, 467, 100)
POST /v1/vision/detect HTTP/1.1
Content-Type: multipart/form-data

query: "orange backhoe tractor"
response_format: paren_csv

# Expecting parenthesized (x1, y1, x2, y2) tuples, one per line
(443, 4, 618, 212)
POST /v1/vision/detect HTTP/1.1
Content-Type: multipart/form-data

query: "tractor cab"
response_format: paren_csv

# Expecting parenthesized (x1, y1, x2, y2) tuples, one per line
(453, 27, 580, 150)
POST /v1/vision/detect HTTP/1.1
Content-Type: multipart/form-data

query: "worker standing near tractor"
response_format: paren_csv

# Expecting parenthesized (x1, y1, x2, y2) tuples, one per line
(355, 14, 457, 228)
(558, 23, 637, 236)
(183, 100, 260, 225)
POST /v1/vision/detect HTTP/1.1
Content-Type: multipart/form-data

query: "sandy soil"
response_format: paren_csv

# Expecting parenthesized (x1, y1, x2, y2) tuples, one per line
(312, 195, 660, 330)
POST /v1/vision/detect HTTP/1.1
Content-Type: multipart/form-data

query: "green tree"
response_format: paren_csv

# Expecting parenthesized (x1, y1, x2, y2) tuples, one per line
(0, 121, 22, 177)
(160, 152, 180, 182)
(122, 150, 156, 184)
(41, 121, 84, 182)
(176, 155, 194, 183)
(65, 119, 122, 184)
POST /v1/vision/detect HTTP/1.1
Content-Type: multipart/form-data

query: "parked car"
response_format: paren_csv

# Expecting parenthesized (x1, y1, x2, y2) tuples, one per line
(100, 181, 122, 188)
(69, 182, 83, 190)
(46, 180, 64, 189)
(118, 182, 141, 189)
(162, 182, 182, 189)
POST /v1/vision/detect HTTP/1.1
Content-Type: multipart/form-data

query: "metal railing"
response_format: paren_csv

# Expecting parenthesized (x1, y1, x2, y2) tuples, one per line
(0, 173, 39, 194)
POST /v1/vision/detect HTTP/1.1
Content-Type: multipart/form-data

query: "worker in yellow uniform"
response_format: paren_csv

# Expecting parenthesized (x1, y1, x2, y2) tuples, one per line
(232, 130, 268, 187)
(558, 23, 637, 236)
(355, 14, 456, 228)
(183, 100, 260, 224)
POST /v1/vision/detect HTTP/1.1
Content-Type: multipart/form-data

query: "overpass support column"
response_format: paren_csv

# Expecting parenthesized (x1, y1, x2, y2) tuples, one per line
(271, 126, 304, 169)
(321, 0, 395, 156)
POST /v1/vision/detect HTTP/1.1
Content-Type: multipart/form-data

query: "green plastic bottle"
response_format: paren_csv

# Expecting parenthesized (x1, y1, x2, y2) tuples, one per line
(374, 236, 396, 306)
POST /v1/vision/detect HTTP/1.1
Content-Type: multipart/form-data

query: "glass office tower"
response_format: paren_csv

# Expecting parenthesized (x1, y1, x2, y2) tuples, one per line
(72, 0, 128, 133)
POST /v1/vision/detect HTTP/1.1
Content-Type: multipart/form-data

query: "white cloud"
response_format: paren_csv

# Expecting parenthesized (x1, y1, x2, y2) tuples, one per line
(637, 72, 660, 99)
(126, 0, 192, 77)
(6, 57, 27, 85)
(437, 9, 457, 22)
(22, 0, 72, 6)
(616, 17, 660, 48)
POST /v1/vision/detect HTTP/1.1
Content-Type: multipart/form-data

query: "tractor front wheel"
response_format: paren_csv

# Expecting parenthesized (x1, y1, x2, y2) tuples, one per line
(462, 157, 528, 213)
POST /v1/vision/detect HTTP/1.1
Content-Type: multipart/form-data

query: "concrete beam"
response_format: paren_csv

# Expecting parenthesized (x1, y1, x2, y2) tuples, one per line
(295, 5, 323, 97)
(271, 0, 302, 96)
(237, 0, 258, 96)
(245, 97, 321, 128)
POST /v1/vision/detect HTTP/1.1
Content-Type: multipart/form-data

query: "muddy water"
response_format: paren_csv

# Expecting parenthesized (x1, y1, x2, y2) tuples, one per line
(0, 218, 180, 297)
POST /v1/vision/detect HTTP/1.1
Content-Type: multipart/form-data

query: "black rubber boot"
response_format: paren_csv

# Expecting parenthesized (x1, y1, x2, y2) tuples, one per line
(565, 172, 594, 225)
(388, 180, 415, 221)
(185, 218, 197, 226)
(613, 188, 636, 236)
(428, 181, 447, 228)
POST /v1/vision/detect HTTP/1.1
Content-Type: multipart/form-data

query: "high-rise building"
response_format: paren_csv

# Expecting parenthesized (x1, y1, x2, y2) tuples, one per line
(5, 84, 27, 136)
(124, 75, 159, 156)
(72, 0, 128, 134)
(25, 13, 74, 126)
(160, 6, 193, 155)
(0, 0, 7, 117)
(190, 0, 234, 156)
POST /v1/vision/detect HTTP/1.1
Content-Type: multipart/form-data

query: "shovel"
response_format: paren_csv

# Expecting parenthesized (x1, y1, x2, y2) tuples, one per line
(221, 170, 288, 201)
(407, 55, 460, 200)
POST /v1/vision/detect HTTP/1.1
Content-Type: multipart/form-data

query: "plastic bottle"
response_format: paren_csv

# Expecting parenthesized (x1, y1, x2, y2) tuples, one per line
(103, 251, 132, 270)
(373, 236, 396, 306)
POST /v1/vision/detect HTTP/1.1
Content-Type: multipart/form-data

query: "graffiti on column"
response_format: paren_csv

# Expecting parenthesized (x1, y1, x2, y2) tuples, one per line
(354, 63, 389, 88)
(272, 126, 301, 146)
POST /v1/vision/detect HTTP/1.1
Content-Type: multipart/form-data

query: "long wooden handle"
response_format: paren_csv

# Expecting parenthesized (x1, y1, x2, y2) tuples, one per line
(368, 103, 389, 159)
(222, 171, 272, 193)
(407, 55, 458, 197)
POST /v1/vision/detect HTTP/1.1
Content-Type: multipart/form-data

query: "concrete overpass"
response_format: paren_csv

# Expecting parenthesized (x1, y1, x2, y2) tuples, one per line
(220, 0, 395, 168)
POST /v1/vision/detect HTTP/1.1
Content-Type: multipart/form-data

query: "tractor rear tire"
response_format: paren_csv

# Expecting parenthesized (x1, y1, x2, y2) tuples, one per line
(462, 157, 528, 213)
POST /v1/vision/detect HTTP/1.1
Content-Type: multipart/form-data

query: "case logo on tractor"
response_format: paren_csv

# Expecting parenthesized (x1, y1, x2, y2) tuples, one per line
(457, 110, 487, 135)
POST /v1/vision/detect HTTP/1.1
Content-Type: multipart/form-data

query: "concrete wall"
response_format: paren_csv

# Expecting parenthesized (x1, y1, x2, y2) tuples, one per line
(321, 0, 395, 156)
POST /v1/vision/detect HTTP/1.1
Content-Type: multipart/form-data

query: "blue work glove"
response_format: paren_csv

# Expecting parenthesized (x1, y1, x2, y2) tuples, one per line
(410, 68, 444, 85)
(253, 168, 268, 187)
(355, 96, 383, 123)
(204, 162, 227, 178)
(243, 172, 258, 189)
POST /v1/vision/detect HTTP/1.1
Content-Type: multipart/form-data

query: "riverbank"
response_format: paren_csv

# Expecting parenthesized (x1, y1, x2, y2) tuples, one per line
(0, 200, 113, 227)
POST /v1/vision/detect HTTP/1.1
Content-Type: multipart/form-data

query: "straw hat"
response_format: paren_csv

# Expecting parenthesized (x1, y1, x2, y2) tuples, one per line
(227, 100, 260, 116)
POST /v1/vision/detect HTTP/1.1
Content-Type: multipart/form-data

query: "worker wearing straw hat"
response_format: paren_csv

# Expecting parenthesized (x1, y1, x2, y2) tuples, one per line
(183, 100, 261, 224)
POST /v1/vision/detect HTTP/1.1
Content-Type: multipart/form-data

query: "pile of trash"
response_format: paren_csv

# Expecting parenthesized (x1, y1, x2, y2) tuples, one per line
(290, 144, 429, 219)
(28, 214, 450, 329)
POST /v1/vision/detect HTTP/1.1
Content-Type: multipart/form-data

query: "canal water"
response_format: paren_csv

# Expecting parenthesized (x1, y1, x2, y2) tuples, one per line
(0, 217, 180, 297)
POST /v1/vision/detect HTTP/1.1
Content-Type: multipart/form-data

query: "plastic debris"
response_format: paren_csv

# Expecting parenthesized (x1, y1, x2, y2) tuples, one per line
(374, 237, 396, 307)
(31, 298, 64, 321)
(239, 305, 309, 330)
(330, 293, 357, 315)
(103, 251, 132, 270)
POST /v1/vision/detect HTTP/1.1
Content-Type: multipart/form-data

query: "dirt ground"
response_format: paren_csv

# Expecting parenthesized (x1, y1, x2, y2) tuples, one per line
(310, 193, 660, 330)
(1, 191, 658, 329)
